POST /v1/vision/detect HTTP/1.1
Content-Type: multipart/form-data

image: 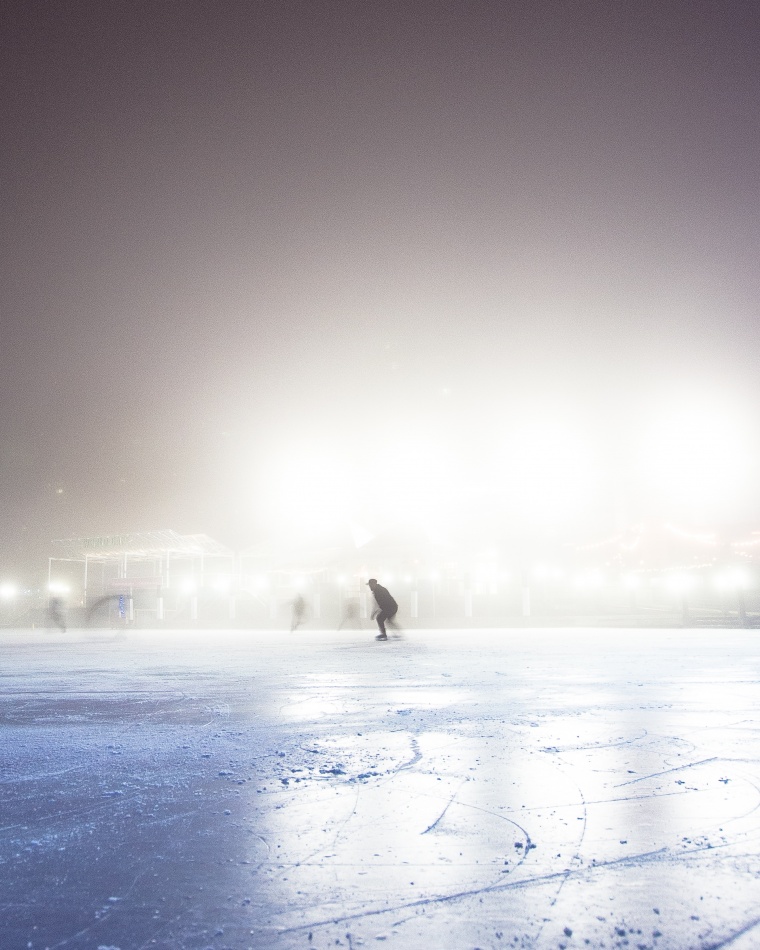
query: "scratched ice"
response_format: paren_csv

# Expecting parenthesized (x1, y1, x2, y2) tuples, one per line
(2, 626, 760, 949)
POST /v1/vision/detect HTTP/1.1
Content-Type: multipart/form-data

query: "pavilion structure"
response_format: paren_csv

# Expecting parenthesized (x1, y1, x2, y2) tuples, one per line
(49, 530, 233, 623)
(42, 522, 760, 628)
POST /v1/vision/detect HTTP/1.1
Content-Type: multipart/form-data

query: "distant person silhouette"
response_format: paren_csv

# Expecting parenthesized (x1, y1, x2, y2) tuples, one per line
(48, 597, 66, 633)
(367, 578, 398, 640)
(290, 594, 306, 632)
(338, 598, 359, 630)
(86, 594, 121, 626)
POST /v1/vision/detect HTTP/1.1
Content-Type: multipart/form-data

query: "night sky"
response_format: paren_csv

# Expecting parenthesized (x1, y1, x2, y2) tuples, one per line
(3, 0, 760, 578)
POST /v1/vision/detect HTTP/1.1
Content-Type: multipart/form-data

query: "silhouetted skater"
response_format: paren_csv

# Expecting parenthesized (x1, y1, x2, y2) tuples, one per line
(367, 578, 398, 640)
(290, 594, 306, 632)
(337, 598, 359, 630)
(47, 597, 66, 633)
(86, 594, 122, 626)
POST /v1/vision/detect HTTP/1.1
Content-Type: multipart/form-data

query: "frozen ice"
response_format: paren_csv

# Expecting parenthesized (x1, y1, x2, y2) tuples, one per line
(2, 626, 760, 948)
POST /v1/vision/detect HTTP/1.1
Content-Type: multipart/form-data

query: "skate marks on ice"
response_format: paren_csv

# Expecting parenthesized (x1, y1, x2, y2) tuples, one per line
(262, 722, 760, 950)
(3, 628, 760, 948)
(189, 644, 760, 947)
(252, 635, 760, 949)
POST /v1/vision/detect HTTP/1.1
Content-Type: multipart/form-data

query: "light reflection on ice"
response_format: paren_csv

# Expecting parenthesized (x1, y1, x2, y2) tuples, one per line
(279, 682, 469, 721)
(3, 627, 760, 949)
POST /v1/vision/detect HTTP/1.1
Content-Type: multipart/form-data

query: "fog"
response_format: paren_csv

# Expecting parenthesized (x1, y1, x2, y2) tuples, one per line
(3, 1, 760, 579)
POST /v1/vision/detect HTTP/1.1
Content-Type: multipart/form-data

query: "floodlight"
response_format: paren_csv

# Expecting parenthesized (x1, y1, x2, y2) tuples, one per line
(0, 582, 17, 600)
(48, 581, 69, 595)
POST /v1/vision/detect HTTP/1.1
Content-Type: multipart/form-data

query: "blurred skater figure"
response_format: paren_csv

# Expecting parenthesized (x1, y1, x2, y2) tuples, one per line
(290, 594, 306, 632)
(86, 594, 122, 627)
(47, 597, 66, 633)
(367, 578, 399, 640)
(338, 598, 359, 630)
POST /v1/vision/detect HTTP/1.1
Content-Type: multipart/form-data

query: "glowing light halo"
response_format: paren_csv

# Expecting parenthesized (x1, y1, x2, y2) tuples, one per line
(0, 582, 18, 600)
(663, 571, 698, 594)
(489, 418, 599, 527)
(573, 568, 605, 589)
(257, 446, 358, 538)
(713, 567, 749, 591)
(239, 388, 759, 555)
(359, 434, 463, 529)
(635, 401, 752, 515)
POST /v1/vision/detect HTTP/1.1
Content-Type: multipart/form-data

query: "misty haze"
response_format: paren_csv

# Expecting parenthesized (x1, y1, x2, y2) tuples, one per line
(3, 2, 760, 948)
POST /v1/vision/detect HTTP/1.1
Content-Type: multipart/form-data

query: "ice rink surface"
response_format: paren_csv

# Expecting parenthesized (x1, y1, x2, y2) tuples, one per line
(2, 626, 760, 950)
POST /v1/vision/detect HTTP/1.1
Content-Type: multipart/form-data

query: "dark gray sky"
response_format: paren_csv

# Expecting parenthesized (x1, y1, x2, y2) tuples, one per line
(3, 0, 760, 575)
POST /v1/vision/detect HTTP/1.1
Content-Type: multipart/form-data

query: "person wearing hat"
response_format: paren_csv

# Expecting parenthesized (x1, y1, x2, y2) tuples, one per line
(366, 578, 398, 640)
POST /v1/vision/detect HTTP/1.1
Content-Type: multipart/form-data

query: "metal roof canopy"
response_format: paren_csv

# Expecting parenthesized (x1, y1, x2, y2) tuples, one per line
(51, 530, 232, 561)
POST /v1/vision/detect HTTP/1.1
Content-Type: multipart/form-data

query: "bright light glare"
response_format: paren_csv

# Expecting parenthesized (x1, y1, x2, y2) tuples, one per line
(493, 419, 597, 526)
(637, 403, 751, 514)
(179, 578, 196, 594)
(362, 435, 461, 533)
(574, 569, 604, 589)
(533, 563, 564, 580)
(212, 575, 231, 593)
(48, 581, 69, 595)
(0, 582, 17, 600)
(261, 450, 356, 538)
(664, 572, 696, 594)
(252, 414, 600, 546)
(714, 568, 749, 591)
